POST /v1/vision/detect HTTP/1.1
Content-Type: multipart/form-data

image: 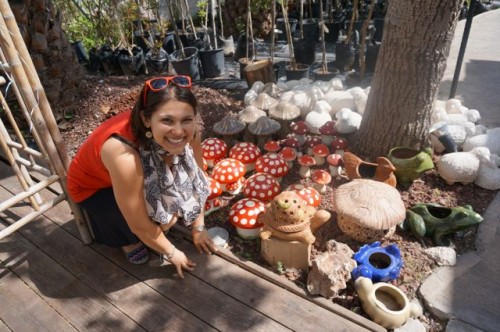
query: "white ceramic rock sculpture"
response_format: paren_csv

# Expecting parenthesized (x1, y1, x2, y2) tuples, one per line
(474, 124, 488, 136)
(445, 98, 463, 114)
(329, 77, 344, 91)
(284, 79, 300, 90)
(463, 128, 500, 154)
(430, 124, 471, 153)
(309, 86, 325, 103)
(311, 80, 331, 93)
(436, 147, 489, 185)
(292, 91, 314, 117)
(307, 240, 356, 299)
(347, 87, 368, 115)
(305, 101, 332, 134)
(276, 81, 289, 91)
(474, 150, 500, 190)
(244, 89, 258, 106)
(334, 108, 362, 134)
(250, 81, 265, 93)
(423, 247, 457, 266)
(324, 90, 356, 115)
(464, 108, 481, 123)
(279, 90, 295, 103)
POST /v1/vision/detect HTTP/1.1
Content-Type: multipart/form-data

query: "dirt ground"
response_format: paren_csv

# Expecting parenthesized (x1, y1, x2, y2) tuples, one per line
(60, 74, 498, 331)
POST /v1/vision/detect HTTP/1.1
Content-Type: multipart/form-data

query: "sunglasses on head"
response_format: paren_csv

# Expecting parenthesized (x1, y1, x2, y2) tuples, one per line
(142, 75, 192, 105)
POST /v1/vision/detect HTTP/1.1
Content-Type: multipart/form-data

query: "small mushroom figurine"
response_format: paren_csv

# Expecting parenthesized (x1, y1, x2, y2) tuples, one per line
(213, 116, 246, 149)
(204, 177, 223, 216)
(247, 116, 281, 150)
(297, 155, 316, 178)
(202, 138, 228, 168)
(279, 147, 298, 169)
(331, 137, 348, 156)
(304, 136, 323, 155)
(312, 144, 330, 166)
(319, 121, 337, 145)
(229, 142, 262, 173)
(228, 198, 266, 239)
(312, 169, 332, 194)
(263, 140, 281, 154)
(211, 158, 246, 195)
(243, 173, 281, 202)
(290, 120, 309, 145)
(255, 153, 289, 182)
(327, 153, 343, 178)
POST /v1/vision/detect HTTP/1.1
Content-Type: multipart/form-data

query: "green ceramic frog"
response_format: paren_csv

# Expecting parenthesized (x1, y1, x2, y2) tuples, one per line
(400, 203, 483, 246)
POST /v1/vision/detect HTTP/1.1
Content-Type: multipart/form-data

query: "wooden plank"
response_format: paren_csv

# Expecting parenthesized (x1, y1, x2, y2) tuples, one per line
(0, 227, 141, 331)
(177, 238, 369, 332)
(0, 264, 77, 331)
(173, 226, 385, 332)
(0, 186, 214, 331)
(74, 236, 291, 331)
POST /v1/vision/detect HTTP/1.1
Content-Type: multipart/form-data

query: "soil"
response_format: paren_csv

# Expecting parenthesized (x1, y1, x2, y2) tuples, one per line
(60, 74, 498, 331)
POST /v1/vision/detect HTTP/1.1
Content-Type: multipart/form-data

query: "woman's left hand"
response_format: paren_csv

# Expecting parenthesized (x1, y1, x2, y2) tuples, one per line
(193, 228, 217, 254)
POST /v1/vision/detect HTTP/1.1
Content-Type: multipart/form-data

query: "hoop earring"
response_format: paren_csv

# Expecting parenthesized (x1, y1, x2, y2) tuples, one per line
(145, 130, 153, 139)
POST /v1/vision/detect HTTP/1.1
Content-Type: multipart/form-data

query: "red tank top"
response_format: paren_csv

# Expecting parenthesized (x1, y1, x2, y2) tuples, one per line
(67, 111, 136, 202)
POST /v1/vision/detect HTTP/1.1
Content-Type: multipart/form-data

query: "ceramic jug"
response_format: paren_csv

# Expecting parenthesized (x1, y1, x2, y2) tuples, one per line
(387, 147, 434, 186)
(355, 277, 421, 329)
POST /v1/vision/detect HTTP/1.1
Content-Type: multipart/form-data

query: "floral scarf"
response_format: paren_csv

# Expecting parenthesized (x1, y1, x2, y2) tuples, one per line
(139, 139, 209, 225)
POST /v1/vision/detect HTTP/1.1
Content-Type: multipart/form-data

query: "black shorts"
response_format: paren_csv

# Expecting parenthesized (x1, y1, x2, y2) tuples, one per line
(79, 187, 139, 247)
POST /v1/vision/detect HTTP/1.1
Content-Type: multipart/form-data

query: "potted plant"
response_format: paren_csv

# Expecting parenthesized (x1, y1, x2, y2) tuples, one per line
(197, 0, 226, 78)
(167, 0, 201, 79)
(280, 0, 310, 80)
(313, 0, 339, 81)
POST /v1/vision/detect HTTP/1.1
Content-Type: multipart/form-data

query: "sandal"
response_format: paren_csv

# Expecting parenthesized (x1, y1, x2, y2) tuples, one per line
(123, 244, 149, 265)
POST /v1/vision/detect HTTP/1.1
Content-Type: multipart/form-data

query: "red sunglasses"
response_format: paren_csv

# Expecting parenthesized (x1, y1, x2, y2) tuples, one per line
(142, 75, 192, 105)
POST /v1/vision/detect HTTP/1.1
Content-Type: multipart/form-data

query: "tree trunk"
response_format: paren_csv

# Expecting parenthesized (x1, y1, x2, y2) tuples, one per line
(352, 0, 462, 159)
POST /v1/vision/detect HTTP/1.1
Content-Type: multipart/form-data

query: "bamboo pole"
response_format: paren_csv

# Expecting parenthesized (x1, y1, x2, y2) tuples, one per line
(0, 2, 92, 244)
(320, 0, 327, 73)
(359, 0, 376, 80)
(0, 175, 59, 212)
(211, 0, 217, 49)
(0, 0, 70, 170)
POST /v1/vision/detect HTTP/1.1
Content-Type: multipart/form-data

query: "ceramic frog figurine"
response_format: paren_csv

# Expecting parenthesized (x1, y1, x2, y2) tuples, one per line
(400, 203, 483, 245)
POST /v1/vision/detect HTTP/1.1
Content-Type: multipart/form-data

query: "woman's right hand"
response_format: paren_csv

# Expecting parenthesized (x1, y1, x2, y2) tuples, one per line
(168, 249, 196, 279)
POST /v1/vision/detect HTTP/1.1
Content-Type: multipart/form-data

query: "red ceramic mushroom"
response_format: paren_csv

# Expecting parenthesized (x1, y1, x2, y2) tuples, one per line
(327, 153, 343, 178)
(286, 184, 321, 207)
(228, 198, 266, 239)
(290, 120, 309, 145)
(312, 143, 330, 166)
(279, 147, 298, 169)
(229, 142, 262, 173)
(312, 169, 332, 194)
(263, 140, 282, 154)
(204, 177, 223, 216)
(297, 154, 316, 178)
(211, 158, 246, 195)
(254, 153, 289, 182)
(202, 138, 228, 168)
(319, 121, 337, 145)
(331, 137, 348, 156)
(283, 136, 302, 155)
(304, 136, 323, 155)
(243, 173, 281, 202)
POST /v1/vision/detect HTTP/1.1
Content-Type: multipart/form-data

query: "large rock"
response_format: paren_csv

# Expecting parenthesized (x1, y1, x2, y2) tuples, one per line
(307, 240, 356, 299)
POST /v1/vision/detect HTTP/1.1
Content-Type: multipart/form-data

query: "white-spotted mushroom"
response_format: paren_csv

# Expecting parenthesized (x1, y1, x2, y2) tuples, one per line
(211, 158, 246, 195)
(229, 142, 262, 173)
(228, 198, 266, 239)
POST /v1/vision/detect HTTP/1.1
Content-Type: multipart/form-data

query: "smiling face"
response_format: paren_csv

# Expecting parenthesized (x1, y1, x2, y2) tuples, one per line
(142, 99, 196, 155)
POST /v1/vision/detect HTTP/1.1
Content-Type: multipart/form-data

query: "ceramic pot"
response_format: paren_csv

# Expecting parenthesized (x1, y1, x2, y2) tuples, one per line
(170, 47, 200, 80)
(293, 38, 317, 65)
(355, 277, 421, 329)
(387, 147, 434, 186)
(351, 242, 403, 282)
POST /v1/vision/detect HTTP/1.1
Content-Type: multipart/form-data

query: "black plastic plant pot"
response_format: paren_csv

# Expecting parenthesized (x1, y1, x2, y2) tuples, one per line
(146, 48, 169, 75)
(293, 38, 317, 65)
(335, 41, 357, 72)
(133, 30, 154, 54)
(71, 41, 89, 64)
(199, 48, 225, 78)
(88, 47, 101, 73)
(98, 45, 122, 75)
(162, 32, 177, 55)
(170, 47, 200, 80)
(276, 18, 298, 41)
(301, 18, 319, 41)
(285, 63, 310, 81)
(313, 66, 339, 81)
(118, 47, 146, 76)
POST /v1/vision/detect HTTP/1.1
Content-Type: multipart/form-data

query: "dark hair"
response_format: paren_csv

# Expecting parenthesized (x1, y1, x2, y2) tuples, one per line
(131, 83, 197, 147)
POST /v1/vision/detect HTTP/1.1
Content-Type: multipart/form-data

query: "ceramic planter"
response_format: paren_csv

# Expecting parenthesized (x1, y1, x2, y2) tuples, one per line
(355, 277, 421, 329)
(351, 242, 403, 282)
(170, 47, 200, 80)
(387, 147, 434, 186)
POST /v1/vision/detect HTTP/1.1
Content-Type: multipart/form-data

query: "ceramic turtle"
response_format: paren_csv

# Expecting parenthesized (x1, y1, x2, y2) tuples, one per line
(258, 191, 330, 244)
(400, 203, 483, 246)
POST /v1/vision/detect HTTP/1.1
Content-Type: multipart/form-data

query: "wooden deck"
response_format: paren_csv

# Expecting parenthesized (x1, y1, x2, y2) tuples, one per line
(0, 161, 384, 332)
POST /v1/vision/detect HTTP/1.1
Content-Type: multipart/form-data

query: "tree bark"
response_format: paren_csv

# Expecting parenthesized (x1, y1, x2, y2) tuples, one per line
(352, 0, 462, 159)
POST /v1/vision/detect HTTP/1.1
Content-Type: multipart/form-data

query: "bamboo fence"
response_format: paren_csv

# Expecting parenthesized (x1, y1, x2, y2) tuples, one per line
(0, 0, 92, 243)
